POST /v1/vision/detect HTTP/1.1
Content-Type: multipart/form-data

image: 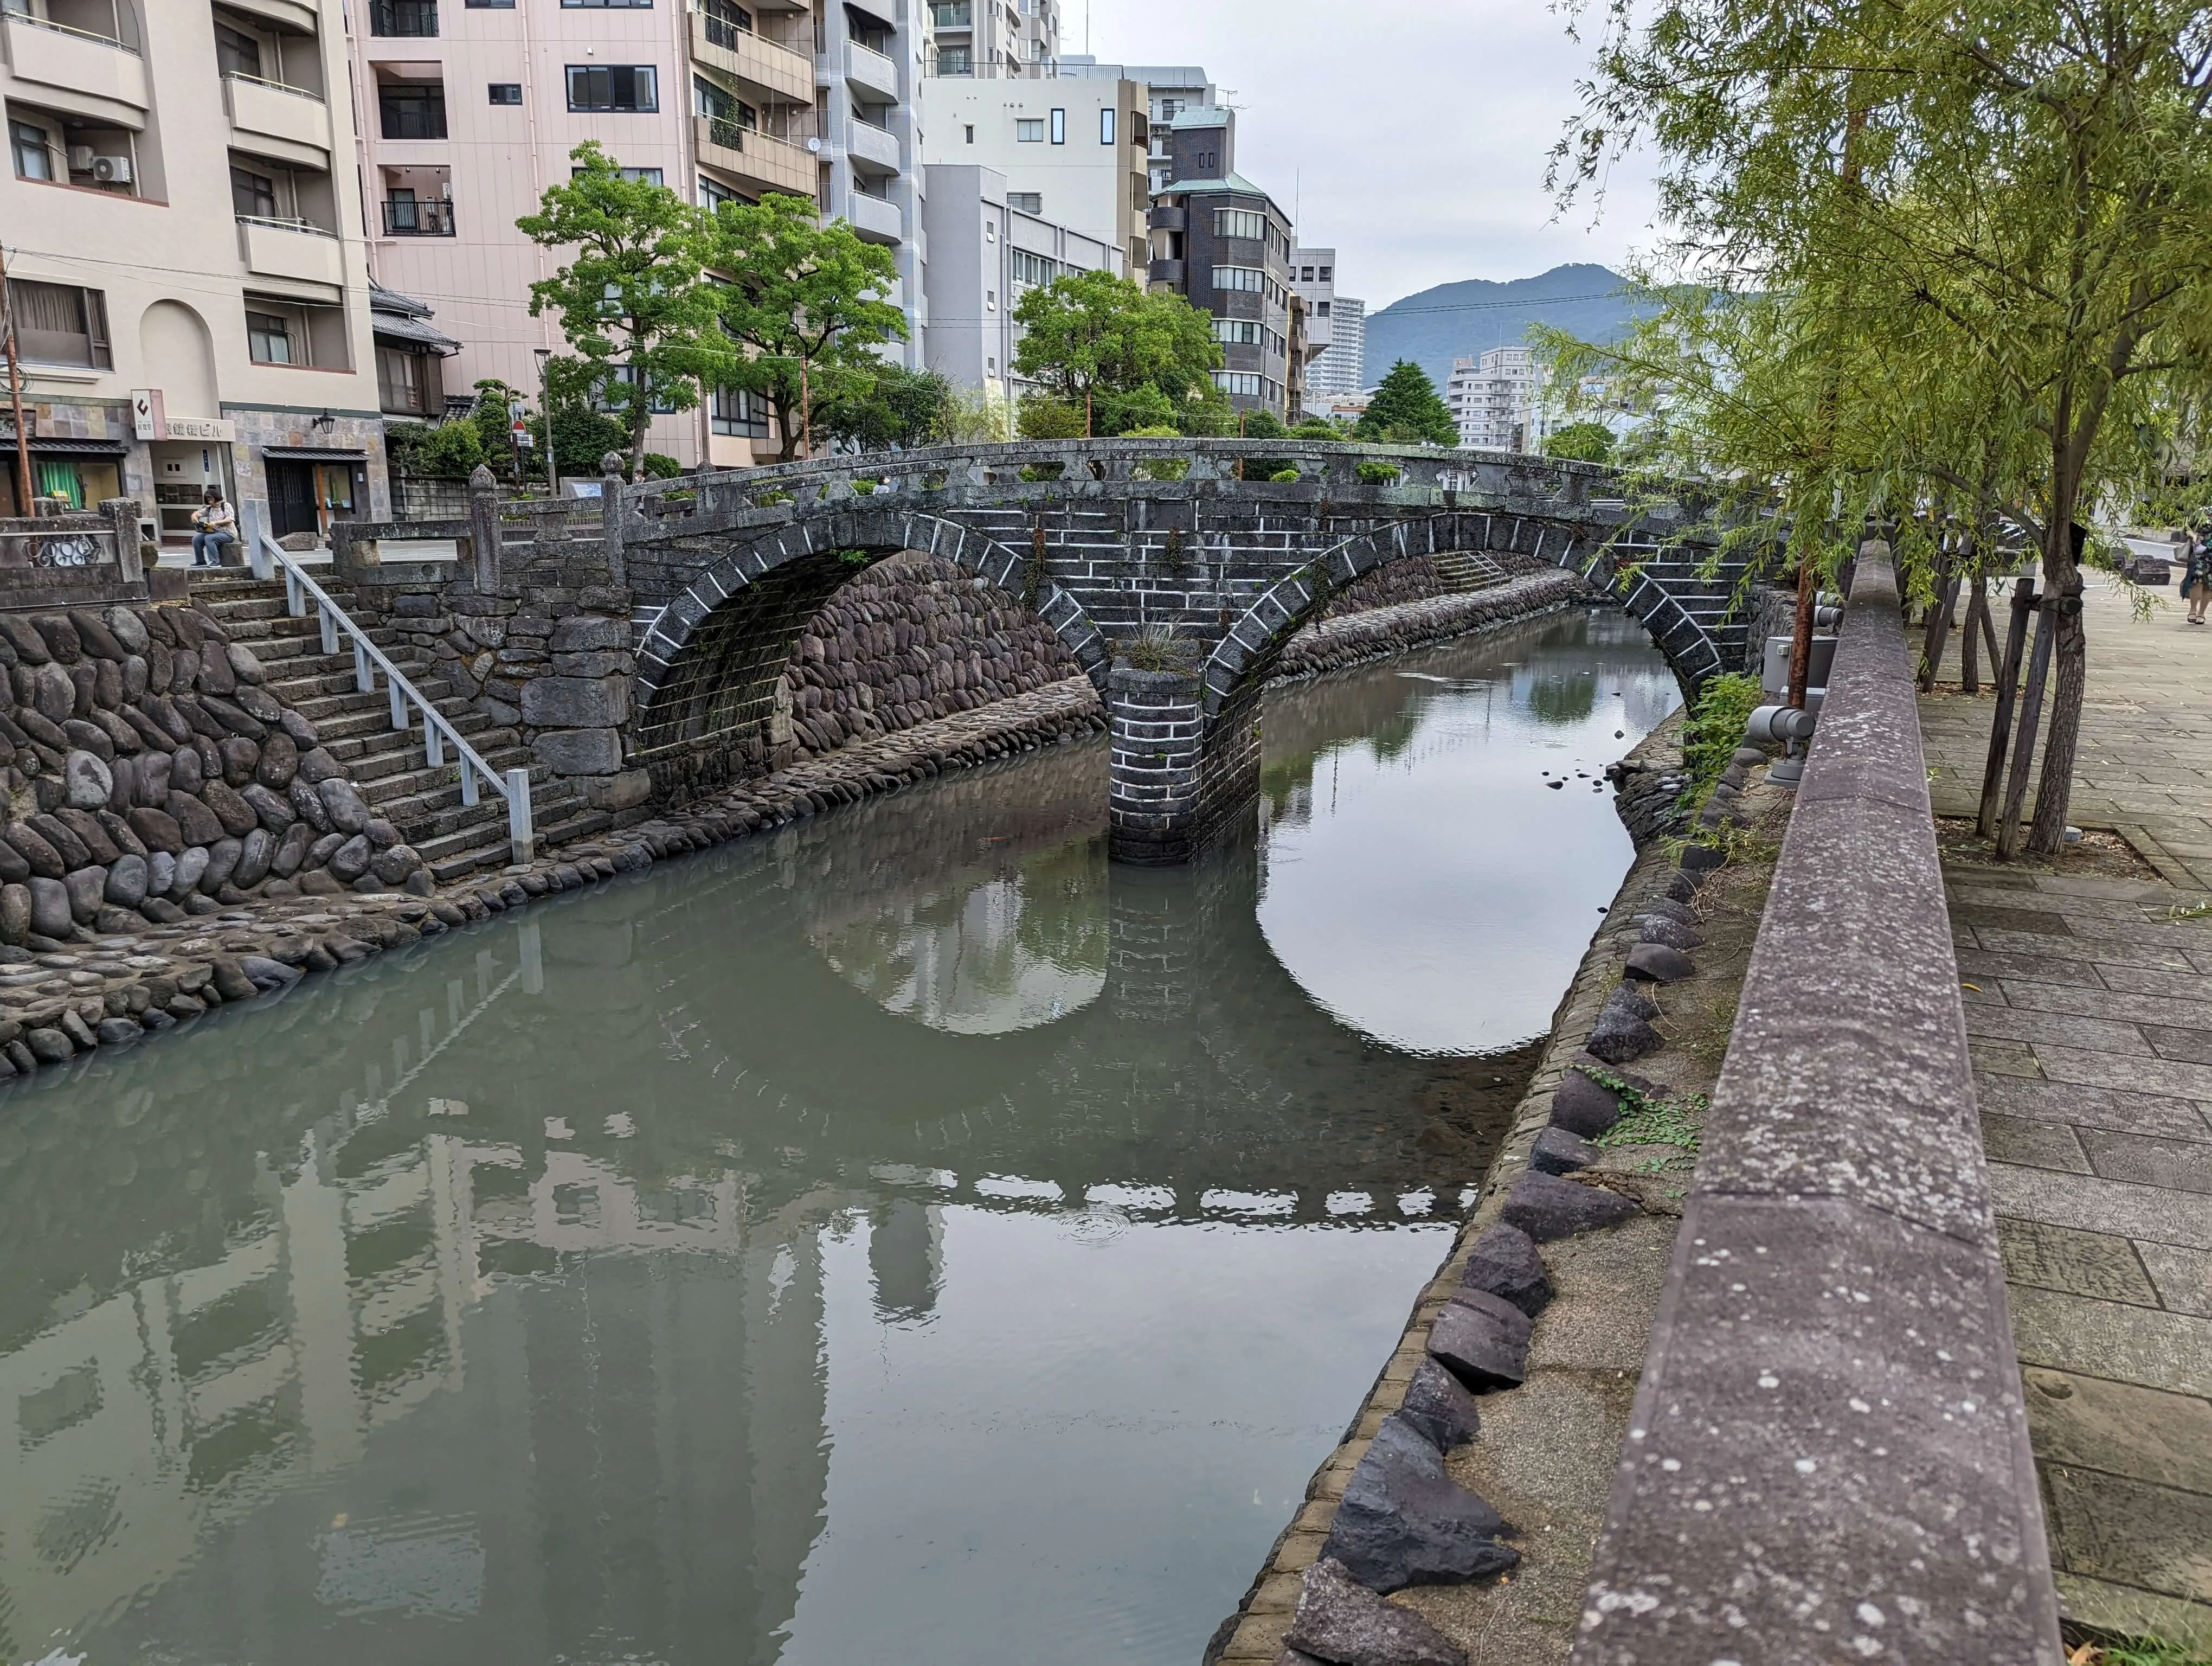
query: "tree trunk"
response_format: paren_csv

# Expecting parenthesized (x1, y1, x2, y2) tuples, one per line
(2027, 523, 2088, 855)
(1960, 577, 1987, 694)
(1999, 607, 2057, 861)
(1918, 553, 1959, 693)
(1977, 579, 2035, 840)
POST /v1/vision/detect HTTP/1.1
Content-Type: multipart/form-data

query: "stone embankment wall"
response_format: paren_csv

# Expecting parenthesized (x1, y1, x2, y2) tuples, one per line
(780, 553, 1084, 760)
(1321, 552, 1451, 617)
(1271, 572, 1591, 684)
(0, 602, 428, 951)
(1604, 714, 1692, 850)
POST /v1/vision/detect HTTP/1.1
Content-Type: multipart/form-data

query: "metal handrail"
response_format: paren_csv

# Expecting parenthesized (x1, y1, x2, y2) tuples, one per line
(222, 69, 325, 102)
(236, 213, 339, 239)
(250, 527, 535, 865)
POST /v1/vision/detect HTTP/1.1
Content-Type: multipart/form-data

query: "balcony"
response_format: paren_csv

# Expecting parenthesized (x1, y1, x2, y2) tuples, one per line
(693, 114, 818, 200)
(1149, 257, 1185, 286)
(689, 11, 814, 104)
(929, 2, 971, 27)
(841, 39, 900, 102)
(223, 74, 333, 164)
(382, 198, 454, 236)
(368, 0, 438, 36)
(845, 113, 899, 172)
(0, 12, 149, 119)
(237, 216, 345, 287)
(841, 189, 902, 245)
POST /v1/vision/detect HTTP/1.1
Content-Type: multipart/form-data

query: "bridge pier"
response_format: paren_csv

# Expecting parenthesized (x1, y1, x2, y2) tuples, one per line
(1106, 664, 1263, 864)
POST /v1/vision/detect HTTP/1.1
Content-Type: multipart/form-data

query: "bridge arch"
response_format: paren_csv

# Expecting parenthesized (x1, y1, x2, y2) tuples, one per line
(1199, 510, 1731, 719)
(631, 509, 1114, 782)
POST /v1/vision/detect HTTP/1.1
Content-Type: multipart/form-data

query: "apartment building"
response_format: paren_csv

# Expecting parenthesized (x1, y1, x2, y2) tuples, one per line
(1057, 57, 1217, 194)
(1448, 345, 1538, 451)
(1288, 245, 1339, 419)
(1, 0, 388, 540)
(923, 0, 1057, 78)
(816, 0, 930, 362)
(1307, 295, 1365, 400)
(916, 69, 1150, 276)
(919, 162, 1121, 398)
(1148, 176, 1295, 419)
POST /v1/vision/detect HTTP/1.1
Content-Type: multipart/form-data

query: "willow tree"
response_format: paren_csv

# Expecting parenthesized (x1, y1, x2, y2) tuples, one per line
(1554, 0, 2212, 853)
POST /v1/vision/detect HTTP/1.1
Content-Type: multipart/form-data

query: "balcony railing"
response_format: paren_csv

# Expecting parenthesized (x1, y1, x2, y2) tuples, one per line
(223, 70, 324, 103)
(382, 198, 455, 235)
(237, 213, 338, 238)
(1, 5, 137, 52)
(704, 114, 750, 152)
(930, 2, 972, 26)
(368, 0, 438, 37)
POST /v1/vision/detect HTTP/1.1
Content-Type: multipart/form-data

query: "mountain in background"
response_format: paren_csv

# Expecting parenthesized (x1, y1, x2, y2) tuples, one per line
(1361, 264, 1651, 392)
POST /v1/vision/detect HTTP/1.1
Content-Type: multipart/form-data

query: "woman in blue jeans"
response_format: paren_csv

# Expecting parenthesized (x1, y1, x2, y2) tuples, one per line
(189, 488, 236, 567)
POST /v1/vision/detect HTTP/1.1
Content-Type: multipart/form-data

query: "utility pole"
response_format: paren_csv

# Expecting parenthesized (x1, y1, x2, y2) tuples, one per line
(0, 244, 33, 515)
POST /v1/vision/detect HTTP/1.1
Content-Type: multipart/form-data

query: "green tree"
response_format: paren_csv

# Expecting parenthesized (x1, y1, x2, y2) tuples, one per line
(516, 143, 735, 476)
(1544, 420, 1616, 464)
(1354, 361, 1458, 447)
(1010, 270, 1224, 436)
(706, 191, 908, 463)
(1553, 0, 2212, 854)
(817, 365, 953, 452)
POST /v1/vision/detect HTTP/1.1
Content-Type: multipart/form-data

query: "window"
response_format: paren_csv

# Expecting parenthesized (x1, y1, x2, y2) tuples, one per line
(1212, 264, 1265, 293)
(1099, 107, 1115, 145)
(564, 0, 652, 6)
(1300, 266, 1314, 281)
(9, 119, 53, 182)
(964, 124, 975, 144)
(986, 289, 996, 312)
(1317, 300, 1331, 317)
(1213, 371, 1263, 398)
(572, 165, 665, 184)
(711, 386, 769, 438)
(247, 309, 295, 365)
(698, 173, 744, 209)
(1015, 118, 1043, 143)
(1049, 107, 1065, 144)
(609, 364, 677, 413)
(215, 24, 264, 79)
(1319, 266, 1332, 280)
(465, 0, 516, 7)
(378, 344, 445, 415)
(1214, 318, 1261, 345)
(7, 281, 111, 368)
(368, 0, 440, 35)
(1009, 248, 1055, 289)
(489, 82, 523, 104)
(1008, 190, 1041, 213)
(567, 66, 658, 112)
(1216, 208, 1268, 242)
(379, 84, 448, 139)
(230, 166, 279, 220)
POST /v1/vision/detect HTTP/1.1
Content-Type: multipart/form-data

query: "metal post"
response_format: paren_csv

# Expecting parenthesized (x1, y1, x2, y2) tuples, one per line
(506, 766, 535, 866)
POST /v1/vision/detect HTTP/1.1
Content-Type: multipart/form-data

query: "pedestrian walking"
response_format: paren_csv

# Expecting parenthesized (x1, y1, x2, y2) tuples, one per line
(189, 488, 236, 567)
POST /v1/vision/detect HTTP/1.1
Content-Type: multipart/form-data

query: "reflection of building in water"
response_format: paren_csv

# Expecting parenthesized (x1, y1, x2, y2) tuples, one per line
(0, 1104, 826, 1663)
(814, 831, 1111, 1036)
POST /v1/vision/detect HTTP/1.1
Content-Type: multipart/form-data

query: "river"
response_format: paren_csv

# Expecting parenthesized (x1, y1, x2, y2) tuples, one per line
(0, 606, 1678, 1666)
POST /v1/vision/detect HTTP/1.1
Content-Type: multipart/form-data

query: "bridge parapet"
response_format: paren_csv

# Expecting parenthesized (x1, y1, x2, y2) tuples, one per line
(1573, 549, 2061, 1665)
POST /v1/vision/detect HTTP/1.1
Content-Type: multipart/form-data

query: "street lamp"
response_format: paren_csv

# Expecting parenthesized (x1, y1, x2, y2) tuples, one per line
(535, 347, 560, 499)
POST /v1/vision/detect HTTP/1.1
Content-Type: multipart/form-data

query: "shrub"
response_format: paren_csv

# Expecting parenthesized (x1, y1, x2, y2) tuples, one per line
(1118, 623, 1186, 671)
(1290, 419, 1345, 440)
(410, 420, 486, 480)
(1544, 421, 1617, 465)
(850, 477, 879, 496)
(1268, 467, 1302, 483)
(641, 453, 684, 479)
(1017, 396, 1088, 439)
(1680, 671, 1763, 800)
(1355, 461, 1402, 485)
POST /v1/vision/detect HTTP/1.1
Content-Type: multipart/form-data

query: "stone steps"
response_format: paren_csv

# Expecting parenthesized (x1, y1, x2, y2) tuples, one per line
(187, 571, 540, 881)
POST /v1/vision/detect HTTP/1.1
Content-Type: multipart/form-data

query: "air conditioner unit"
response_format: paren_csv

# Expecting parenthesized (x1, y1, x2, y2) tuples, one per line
(91, 155, 133, 185)
(66, 145, 96, 173)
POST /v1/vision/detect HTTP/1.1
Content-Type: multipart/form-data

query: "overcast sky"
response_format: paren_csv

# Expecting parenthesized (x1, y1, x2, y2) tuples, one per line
(1081, 0, 1661, 310)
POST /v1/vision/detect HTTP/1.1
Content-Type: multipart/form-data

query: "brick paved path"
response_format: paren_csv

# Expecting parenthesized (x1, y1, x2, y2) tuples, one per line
(1920, 576, 2212, 1651)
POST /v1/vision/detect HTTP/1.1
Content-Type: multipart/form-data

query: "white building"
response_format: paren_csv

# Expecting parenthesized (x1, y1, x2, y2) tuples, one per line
(919, 164, 1123, 399)
(1448, 346, 1538, 451)
(1307, 296, 1365, 401)
(916, 70, 1152, 278)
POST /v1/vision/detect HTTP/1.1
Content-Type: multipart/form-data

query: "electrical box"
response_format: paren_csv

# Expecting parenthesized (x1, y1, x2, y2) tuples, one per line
(1761, 635, 1837, 699)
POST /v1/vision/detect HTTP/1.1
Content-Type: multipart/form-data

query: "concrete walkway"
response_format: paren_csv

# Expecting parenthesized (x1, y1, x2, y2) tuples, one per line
(1919, 575, 2212, 1651)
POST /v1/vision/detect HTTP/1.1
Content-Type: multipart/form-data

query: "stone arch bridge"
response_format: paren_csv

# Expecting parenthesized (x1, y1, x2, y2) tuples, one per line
(610, 440, 1768, 862)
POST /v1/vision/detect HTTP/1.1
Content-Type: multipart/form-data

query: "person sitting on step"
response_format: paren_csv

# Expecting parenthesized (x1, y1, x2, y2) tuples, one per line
(189, 488, 236, 568)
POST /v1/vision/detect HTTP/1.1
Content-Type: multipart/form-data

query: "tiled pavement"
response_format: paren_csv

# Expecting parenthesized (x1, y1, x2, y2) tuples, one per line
(1920, 578, 2212, 1649)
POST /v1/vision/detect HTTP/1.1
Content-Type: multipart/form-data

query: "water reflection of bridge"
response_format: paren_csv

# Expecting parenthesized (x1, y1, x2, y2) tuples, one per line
(0, 625, 1625, 1658)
